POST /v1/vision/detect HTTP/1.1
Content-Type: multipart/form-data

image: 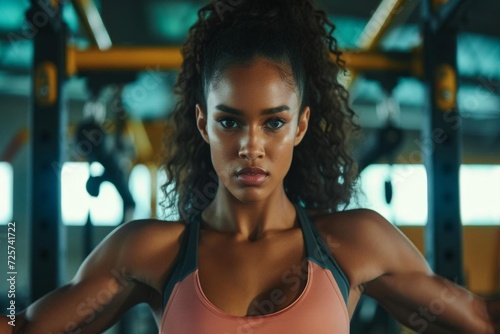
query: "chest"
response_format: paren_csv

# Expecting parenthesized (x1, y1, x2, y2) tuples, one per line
(163, 264, 351, 334)
(197, 229, 307, 316)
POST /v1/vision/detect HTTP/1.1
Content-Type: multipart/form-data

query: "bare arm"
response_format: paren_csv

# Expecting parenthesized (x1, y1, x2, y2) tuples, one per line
(488, 298, 500, 332)
(350, 210, 495, 333)
(1, 314, 13, 333)
(367, 269, 493, 333)
(2, 219, 180, 334)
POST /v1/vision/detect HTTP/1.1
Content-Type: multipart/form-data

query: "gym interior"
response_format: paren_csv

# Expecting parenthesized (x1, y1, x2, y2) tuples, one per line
(0, 0, 499, 333)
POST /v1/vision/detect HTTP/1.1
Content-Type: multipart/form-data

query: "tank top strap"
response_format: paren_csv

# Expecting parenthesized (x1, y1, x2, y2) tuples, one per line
(162, 211, 200, 309)
(293, 202, 350, 304)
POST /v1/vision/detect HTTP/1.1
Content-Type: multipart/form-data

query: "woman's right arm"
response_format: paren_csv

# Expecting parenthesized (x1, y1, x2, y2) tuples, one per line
(1, 219, 182, 334)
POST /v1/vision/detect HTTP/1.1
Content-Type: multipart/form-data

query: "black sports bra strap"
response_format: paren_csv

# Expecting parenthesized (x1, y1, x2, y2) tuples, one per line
(161, 213, 200, 309)
(293, 203, 322, 262)
(293, 203, 350, 305)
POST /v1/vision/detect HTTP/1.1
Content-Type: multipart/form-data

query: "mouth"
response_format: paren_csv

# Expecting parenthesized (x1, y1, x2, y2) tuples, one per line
(235, 167, 269, 186)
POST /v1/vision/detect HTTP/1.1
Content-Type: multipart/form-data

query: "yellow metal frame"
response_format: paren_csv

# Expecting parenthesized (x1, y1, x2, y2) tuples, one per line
(71, 0, 112, 50)
(341, 51, 415, 73)
(346, 0, 420, 88)
(435, 64, 457, 111)
(67, 46, 421, 77)
(67, 46, 184, 75)
(357, 0, 413, 50)
(35, 61, 58, 106)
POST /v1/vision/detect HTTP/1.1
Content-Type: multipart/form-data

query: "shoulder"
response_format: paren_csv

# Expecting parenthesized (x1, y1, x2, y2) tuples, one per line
(311, 208, 398, 247)
(94, 219, 187, 259)
(110, 219, 187, 250)
(310, 209, 431, 285)
(79, 219, 188, 291)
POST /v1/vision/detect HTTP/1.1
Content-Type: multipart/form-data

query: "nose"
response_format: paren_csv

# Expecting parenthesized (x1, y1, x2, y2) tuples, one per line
(238, 127, 265, 161)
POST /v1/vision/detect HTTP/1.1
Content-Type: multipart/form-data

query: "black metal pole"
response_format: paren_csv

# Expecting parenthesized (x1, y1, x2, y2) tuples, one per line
(29, 0, 67, 301)
(422, 0, 465, 285)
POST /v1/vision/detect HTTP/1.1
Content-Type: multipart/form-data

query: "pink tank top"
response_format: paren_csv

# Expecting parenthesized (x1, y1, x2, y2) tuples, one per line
(159, 203, 350, 333)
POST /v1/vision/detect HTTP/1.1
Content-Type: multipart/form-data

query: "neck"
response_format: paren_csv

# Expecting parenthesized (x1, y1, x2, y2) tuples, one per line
(200, 187, 298, 241)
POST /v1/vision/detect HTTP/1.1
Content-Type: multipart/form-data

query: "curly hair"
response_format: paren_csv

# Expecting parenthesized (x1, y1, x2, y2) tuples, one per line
(161, 0, 359, 222)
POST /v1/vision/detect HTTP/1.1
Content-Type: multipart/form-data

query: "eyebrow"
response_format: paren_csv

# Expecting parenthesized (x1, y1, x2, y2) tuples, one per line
(215, 104, 290, 115)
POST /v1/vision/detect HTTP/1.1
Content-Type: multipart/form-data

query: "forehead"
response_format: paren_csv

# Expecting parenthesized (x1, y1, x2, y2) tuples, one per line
(206, 59, 300, 111)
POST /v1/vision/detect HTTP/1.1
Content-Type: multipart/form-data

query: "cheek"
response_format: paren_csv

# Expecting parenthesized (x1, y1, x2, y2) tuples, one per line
(207, 128, 237, 159)
(206, 129, 236, 182)
(268, 129, 298, 167)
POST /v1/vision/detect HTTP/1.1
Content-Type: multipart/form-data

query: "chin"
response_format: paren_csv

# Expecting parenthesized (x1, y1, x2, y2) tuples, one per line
(230, 188, 269, 203)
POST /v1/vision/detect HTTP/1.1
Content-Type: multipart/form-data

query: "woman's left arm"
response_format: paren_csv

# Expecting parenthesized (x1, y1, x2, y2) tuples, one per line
(366, 266, 495, 333)
(488, 299, 500, 332)
(354, 210, 497, 333)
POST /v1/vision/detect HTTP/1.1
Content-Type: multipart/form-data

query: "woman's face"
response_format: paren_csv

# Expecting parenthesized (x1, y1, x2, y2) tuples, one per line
(196, 58, 310, 203)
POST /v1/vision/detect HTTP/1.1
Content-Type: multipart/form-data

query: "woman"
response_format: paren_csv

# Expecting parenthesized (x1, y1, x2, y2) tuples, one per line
(2, 0, 498, 333)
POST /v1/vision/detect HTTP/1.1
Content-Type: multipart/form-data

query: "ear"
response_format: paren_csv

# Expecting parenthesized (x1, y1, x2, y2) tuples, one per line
(294, 106, 310, 146)
(196, 104, 210, 144)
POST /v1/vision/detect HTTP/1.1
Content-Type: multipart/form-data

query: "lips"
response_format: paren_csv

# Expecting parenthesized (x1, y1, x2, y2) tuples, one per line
(235, 167, 268, 186)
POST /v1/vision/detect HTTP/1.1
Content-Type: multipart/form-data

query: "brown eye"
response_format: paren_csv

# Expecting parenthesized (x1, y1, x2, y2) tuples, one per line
(265, 118, 286, 130)
(218, 118, 239, 129)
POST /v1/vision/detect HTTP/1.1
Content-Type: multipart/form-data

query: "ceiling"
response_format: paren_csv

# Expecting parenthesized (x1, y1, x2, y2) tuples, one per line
(0, 0, 499, 143)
